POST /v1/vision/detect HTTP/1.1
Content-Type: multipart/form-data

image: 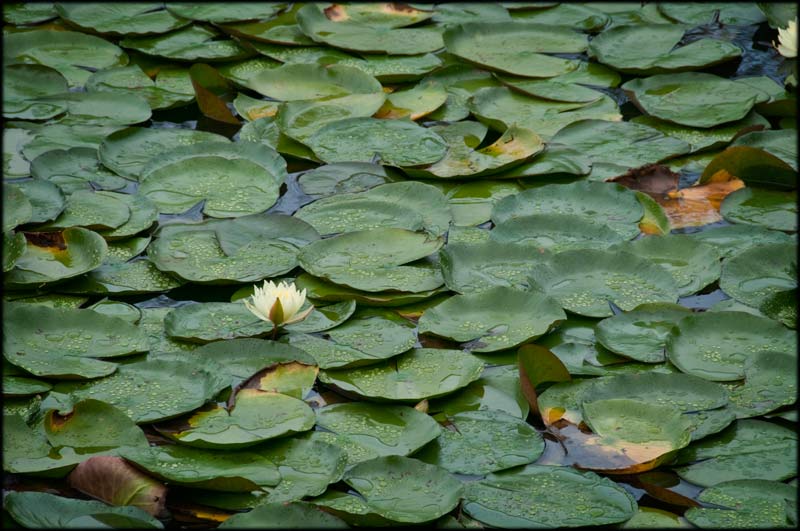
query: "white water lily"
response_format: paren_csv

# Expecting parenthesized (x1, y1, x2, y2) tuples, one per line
(775, 17, 797, 58)
(244, 280, 314, 328)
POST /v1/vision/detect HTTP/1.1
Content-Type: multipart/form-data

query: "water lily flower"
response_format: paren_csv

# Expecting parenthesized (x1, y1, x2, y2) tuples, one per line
(775, 18, 797, 58)
(244, 280, 314, 329)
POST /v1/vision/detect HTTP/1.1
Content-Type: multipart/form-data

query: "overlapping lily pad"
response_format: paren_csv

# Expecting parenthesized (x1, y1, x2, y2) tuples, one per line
(721, 187, 797, 231)
(120, 25, 252, 62)
(666, 311, 796, 381)
(719, 242, 797, 308)
(439, 239, 538, 293)
(528, 249, 680, 317)
(3, 64, 68, 120)
(319, 348, 484, 400)
(684, 480, 796, 528)
(419, 286, 565, 352)
(595, 303, 692, 363)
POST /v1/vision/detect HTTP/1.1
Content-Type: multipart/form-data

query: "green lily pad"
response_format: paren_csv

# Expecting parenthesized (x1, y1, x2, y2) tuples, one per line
(416, 409, 544, 474)
(98, 127, 229, 180)
(3, 231, 26, 273)
(254, 437, 347, 503)
(3, 64, 68, 120)
(374, 80, 447, 120)
(610, 235, 722, 297)
(297, 162, 400, 199)
(51, 359, 228, 423)
(528, 249, 680, 317)
(551, 119, 691, 180)
(589, 24, 741, 75)
(277, 91, 387, 142)
(319, 348, 484, 400)
(622, 73, 768, 128)
(310, 490, 396, 527)
(86, 65, 195, 111)
(165, 3, 282, 23)
(86, 299, 141, 323)
(295, 181, 449, 236)
(314, 402, 441, 464)
(218, 501, 348, 528)
(298, 228, 444, 293)
(44, 399, 148, 449)
(286, 310, 416, 369)
(721, 187, 797, 231)
(148, 214, 313, 284)
(463, 464, 637, 527)
(156, 388, 314, 449)
(104, 236, 151, 264)
(4, 127, 35, 178)
(631, 112, 770, 153)
(688, 225, 796, 259)
(725, 351, 797, 418)
(595, 303, 692, 363)
(440, 239, 539, 293)
(3, 491, 163, 529)
(444, 22, 585, 78)
(119, 443, 279, 491)
(666, 311, 796, 381)
(94, 193, 158, 240)
(239, 116, 280, 149)
(38, 190, 131, 231)
(702, 145, 797, 190)
(3, 184, 32, 233)
(759, 288, 797, 328)
(444, 180, 522, 226)
(306, 117, 447, 166)
(59, 259, 184, 295)
(674, 419, 798, 487)
(344, 456, 463, 523)
(164, 302, 273, 343)
(139, 141, 285, 217)
(12, 179, 65, 224)
(21, 124, 127, 162)
(55, 3, 188, 35)
(3, 30, 128, 86)
(658, 3, 767, 25)
(430, 364, 529, 419)
(492, 181, 644, 239)
(732, 129, 797, 170)
(138, 307, 198, 355)
(283, 299, 356, 334)
(246, 63, 382, 101)
(3, 412, 87, 477)
(469, 86, 621, 139)
(3, 375, 51, 397)
(3, 3, 57, 25)
(510, 3, 610, 30)
(120, 25, 252, 62)
(719, 242, 797, 308)
(41, 91, 152, 126)
(4, 303, 148, 360)
(419, 286, 565, 352)
(491, 213, 626, 252)
(296, 3, 444, 55)
(684, 479, 796, 528)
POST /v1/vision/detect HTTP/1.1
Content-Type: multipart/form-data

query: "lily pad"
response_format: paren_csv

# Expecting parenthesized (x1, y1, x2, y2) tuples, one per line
(528, 249, 680, 317)
(3, 30, 128, 86)
(622, 73, 768, 128)
(277, 91, 387, 142)
(632, 112, 770, 153)
(319, 348, 484, 400)
(298, 228, 444, 293)
(440, 239, 539, 293)
(98, 127, 229, 180)
(294, 181, 450, 236)
(164, 302, 273, 343)
(344, 456, 463, 523)
(44, 398, 148, 450)
(246, 63, 382, 101)
(684, 480, 796, 528)
(12, 179, 65, 224)
(139, 141, 285, 217)
(42, 91, 152, 126)
(314, 402, 441, 464)
(375, 80, 447, 120)
(3, 184, 31, 233)
(462, 464, 637, 527)
(589, 24, 741, 75)
(51, 359, 228, 423)
(610, 235, 722, 297)
(665, 311, 796, 381)
(148, 214, 312, 284)
(3, 231, 26, 273)
(419, 286, 565, 352)
(732, 129, 797, 170)
(296, 3, 444, 55)
(657, 3, 767, 25)
(492, 181, 644, 239)
(297, 162, 399, 199)
(719, 242, 797, 308)
(3, 375, 51, 397)
(38, 190, 131, 231)
(491, 213, 626, 252)
(55, 3, 188, 36)
(701, 145, 797, 190)
(725, 351, 797, 418)
(86, 65, 195, 111)
(60, 259, 184, 295)
(416, 409, 544, 474)
(551, 119, 691, 180)
(595, 303, 692, 363)
(120, 25, 252, 62)
(687, 224, 796, 259)
(156, 388, 314, 449)
(218, 501, 348, 529)
(471, 86, 622, 140)
(165, 3, 282, 23)
(674, 419, 798, 487)
(306, 117, 447, 166)
(118, 444, 279, 491)
(721, 187, 797, 231)
(444, 22, 585, 78)
(3, 491, 163, 529)
(3, 64, 68, 120)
